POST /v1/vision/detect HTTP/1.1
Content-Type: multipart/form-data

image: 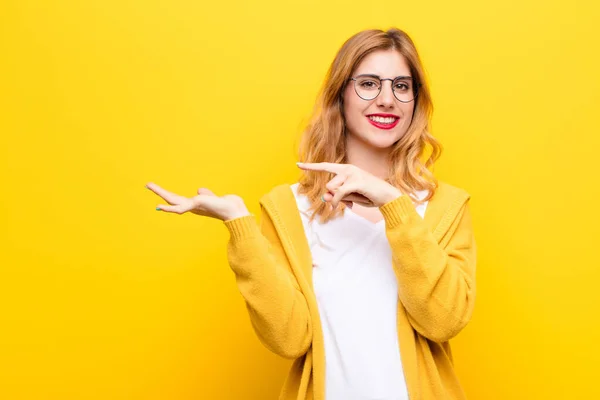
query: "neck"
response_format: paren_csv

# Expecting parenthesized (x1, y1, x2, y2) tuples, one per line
(345, 134, 391, 180)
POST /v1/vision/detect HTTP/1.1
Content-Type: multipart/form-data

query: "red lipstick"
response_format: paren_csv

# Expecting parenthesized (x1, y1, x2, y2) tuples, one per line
(366, 114, 400, 130)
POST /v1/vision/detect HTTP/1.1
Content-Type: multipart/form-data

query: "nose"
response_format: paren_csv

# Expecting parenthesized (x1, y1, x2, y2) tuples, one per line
(376, 80, 395, 108)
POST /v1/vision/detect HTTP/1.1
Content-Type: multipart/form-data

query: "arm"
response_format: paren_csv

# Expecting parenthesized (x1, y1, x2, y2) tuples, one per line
(379, 195, 477, 343)
(224, 206, 312, 359)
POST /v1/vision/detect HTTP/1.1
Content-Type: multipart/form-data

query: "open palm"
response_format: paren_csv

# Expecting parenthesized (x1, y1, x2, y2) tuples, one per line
(145, 182, 249, 221)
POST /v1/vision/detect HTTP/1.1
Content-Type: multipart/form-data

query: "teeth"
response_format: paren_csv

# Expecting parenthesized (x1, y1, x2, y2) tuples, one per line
(369, 116, 397, 124)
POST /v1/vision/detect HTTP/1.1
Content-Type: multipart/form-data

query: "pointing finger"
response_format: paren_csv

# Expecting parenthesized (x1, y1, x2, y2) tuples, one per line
(297, 162, 344, 175)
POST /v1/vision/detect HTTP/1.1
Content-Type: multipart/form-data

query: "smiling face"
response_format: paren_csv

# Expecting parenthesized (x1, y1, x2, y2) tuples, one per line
(342, 49, 415, 151)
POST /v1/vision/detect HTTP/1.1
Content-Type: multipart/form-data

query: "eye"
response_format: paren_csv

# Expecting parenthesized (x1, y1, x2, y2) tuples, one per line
(394, 82, 410, 92)
(356, 77, 380, 90)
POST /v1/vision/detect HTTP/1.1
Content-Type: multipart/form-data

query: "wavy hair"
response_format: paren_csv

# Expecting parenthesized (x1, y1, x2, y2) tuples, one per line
(298, 28, 442, 223)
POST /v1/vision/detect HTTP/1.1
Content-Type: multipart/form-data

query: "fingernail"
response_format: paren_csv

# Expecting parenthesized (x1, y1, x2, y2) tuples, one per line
(156, 207, 161, 211)
(320, 195, 325, 202)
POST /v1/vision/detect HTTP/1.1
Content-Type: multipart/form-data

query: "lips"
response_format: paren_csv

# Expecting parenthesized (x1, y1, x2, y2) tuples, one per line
(366, 114, 400, 130)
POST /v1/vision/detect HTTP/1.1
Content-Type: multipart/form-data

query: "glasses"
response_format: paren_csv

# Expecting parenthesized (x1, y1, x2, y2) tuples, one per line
(350, 74, 420, 103)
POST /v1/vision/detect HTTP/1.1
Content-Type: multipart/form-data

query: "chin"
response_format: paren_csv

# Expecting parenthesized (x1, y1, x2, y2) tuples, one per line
(363, 136, 399, 150)
(361, 130, 403, 149)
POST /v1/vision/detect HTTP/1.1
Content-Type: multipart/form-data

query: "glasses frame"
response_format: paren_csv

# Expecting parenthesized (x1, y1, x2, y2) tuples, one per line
(350, 74, 421, 103)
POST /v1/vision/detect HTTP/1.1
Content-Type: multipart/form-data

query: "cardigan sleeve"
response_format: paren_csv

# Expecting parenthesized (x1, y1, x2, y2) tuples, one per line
(379, 195, 477, 343)
(223, 206, 312, 359)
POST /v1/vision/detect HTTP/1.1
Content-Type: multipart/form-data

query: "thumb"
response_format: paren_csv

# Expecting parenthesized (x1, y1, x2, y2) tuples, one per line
(198, 188, 216, 196)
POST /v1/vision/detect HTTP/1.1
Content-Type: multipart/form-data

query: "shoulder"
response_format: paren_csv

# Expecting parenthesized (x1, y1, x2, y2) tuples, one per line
(260, 182, 298, 203)
(407, 181, 469, 208)
(422, 180, 472, 225)
(258, 183, 313, 243)
(259, 182, 308, 212)
(433, 180, 471, 203)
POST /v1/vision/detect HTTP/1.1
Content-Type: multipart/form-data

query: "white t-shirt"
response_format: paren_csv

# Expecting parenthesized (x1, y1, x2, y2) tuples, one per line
(290, 183, 429, 400)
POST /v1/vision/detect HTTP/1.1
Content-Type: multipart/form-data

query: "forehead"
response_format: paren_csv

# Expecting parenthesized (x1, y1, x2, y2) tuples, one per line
(354, 49, 411, 77)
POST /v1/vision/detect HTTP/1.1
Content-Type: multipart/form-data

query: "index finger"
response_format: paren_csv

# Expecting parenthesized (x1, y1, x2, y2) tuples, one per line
(296, 162, 344, 174)
(145, 182, 182, 205)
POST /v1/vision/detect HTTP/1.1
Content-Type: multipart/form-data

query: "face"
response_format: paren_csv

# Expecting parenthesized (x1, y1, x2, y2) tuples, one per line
(342, 49, 415, 150)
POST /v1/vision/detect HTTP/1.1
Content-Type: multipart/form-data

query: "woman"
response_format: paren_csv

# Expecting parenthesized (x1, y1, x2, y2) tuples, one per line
(146, 28, 476, 400)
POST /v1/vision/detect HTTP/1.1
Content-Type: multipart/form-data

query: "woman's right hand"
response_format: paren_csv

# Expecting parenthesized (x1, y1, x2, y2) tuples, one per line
(145, 182, 251, 221)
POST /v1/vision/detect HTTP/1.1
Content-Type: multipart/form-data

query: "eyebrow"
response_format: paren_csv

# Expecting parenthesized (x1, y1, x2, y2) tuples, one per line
(356, 73, 413, 80)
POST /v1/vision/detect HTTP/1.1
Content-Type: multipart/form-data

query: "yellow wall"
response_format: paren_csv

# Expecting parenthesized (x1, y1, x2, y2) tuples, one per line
(1, 0, 599, 398)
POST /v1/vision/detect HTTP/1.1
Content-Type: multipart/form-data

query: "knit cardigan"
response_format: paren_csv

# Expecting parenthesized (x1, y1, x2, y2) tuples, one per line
(224, 181, 476, 400)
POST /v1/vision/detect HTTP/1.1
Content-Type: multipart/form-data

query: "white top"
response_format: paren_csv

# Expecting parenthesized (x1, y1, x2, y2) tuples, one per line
(290, 183, 429, 400)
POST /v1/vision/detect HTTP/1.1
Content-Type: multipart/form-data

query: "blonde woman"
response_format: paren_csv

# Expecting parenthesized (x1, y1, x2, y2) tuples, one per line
(147, 28, 477, 400)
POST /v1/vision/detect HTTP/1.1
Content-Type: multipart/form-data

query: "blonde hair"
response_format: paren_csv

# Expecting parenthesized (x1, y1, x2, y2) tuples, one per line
(298, 28, 442, 223)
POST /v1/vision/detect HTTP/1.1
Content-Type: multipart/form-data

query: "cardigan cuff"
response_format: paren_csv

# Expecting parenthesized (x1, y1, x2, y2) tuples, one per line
(223, 214, 260, 241)
(379, 194, 416, 229)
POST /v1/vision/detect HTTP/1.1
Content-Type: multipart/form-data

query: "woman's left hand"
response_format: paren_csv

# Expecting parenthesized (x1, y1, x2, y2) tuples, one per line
(296, 162, 403, 208)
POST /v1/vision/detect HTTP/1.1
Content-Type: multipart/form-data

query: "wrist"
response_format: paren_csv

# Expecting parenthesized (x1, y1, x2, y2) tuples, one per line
(223, 206, 251, 221)
(379, 186, 403, 206)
